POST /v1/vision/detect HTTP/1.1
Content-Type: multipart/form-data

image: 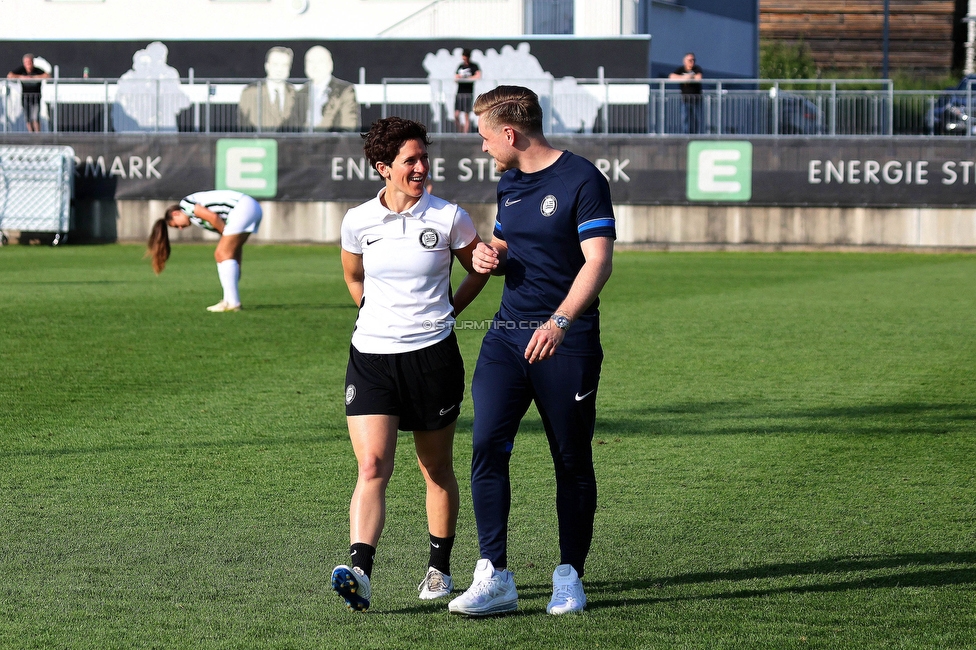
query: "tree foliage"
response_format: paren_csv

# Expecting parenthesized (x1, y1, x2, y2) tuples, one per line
(760, 39, 818, 79)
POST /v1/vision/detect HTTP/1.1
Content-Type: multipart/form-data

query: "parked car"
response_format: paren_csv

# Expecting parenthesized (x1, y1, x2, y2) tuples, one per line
(926, 74, 976, 135)
(721, 89, 824, 135)
(777, 92, 823, 134)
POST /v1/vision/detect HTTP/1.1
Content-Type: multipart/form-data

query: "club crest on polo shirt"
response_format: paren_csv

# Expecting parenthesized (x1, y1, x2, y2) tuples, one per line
(419, 228, 439, 249)
(541, 195, 557, 217)
(345, 384, 357, 405)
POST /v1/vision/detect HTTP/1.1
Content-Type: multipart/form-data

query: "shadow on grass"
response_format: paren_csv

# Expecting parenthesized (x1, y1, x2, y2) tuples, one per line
(333, 554, 976, 615)
(598, 401, 976, 437)
(585, 552, 976, 609)
(383, 602, 526, 617)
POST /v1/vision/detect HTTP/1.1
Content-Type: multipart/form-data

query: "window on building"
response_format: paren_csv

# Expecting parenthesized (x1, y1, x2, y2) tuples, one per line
(525, 0, 574, 35)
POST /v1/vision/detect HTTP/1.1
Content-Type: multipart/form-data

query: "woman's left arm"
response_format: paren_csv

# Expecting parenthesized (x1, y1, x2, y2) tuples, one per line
(452, 236, 491, 316)
(194, 204, 225, 234)
(341, 249, 365, 307)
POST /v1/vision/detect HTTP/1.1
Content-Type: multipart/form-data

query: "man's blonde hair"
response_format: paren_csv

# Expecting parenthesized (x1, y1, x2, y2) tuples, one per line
(472, 85, 544, 134)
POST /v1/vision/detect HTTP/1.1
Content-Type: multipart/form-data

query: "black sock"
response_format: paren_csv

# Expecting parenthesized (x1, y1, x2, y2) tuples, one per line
(350, 543, 376, 579)
(428, 534, 455, 575)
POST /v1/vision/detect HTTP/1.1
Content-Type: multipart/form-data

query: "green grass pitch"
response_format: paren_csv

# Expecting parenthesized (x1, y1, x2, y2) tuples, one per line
(1, 244, 974, 649)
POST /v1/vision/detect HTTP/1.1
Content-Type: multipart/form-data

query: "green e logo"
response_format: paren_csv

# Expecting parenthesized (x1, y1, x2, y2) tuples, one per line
(216, 139, 278, 198)
(687, 141, 752, 202)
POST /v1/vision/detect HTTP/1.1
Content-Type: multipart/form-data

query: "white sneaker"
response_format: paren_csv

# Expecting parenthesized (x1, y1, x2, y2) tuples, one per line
(206, 300, 241, 312)
(332, 565, 371, 611)
(546, 564, 586, 614)
(418, 566, 454, 600)
(448, 558, 518, 616)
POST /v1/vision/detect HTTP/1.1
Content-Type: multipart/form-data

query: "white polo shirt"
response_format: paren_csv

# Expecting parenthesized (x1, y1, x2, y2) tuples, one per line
(341, 189, 478, 354)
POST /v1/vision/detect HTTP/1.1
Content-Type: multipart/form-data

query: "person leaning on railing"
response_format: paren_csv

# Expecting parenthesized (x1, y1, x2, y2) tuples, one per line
(668, 52, 703, 134)
(7, 53, 50, 132)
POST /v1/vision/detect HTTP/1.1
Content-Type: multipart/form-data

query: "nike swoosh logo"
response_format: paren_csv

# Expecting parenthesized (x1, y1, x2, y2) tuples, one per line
(366, 237, 382, 245)
(350, 549, 357, 556)
(430, 542, 440, 548)
(575, 390, 595, 401)
(504, 198, 521, 206)
(439, 405, 456, 416)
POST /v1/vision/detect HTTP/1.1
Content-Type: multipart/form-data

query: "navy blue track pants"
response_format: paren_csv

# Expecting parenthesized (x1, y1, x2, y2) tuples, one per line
(470, 328, 603, 576)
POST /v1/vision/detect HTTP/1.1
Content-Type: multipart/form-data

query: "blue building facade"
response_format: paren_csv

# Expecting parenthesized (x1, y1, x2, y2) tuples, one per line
(643, 0, 759, 79)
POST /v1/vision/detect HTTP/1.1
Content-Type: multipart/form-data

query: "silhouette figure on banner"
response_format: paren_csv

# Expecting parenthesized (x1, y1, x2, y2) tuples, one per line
(238, 46, 300, 132)
(297, 46, 359, 132)
(113, 42, 190, 132)
(422, 43, 600, 134)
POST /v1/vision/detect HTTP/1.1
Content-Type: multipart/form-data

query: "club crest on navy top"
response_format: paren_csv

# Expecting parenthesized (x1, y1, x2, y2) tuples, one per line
(541, 195, 557, 217)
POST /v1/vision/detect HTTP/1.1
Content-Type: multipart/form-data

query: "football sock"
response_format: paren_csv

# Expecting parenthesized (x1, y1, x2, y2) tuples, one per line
(428, 534, 455, 575)
(216, 259, 241, 306)
(350, 542, 376, 579)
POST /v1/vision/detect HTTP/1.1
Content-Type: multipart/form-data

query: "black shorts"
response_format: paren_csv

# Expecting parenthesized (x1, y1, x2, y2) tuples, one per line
(455, 93, 473, 112)
(344, 332, 465, 432)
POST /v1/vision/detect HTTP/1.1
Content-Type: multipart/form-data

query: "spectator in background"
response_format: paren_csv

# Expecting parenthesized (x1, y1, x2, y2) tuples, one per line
(668, 52, 703, 134)
(298, 46, 359, 132)
(454, 49, 481, 133)
(7, 54, 50, 132)
(238, 46, 299, 132)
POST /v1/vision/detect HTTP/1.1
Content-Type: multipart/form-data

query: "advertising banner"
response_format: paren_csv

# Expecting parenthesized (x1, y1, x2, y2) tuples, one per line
(6, 134, 976, 208)
(0, 38, 651, 81)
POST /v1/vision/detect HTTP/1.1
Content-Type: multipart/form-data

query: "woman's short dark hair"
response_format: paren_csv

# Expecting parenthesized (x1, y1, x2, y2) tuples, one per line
(362, 117, 431, 172)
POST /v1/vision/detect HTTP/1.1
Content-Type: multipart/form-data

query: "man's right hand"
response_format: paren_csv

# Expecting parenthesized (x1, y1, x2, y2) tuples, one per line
(471, 242, 499, 274)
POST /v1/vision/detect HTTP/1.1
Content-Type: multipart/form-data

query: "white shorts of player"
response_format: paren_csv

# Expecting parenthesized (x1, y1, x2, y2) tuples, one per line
(223, 195, 263, 236)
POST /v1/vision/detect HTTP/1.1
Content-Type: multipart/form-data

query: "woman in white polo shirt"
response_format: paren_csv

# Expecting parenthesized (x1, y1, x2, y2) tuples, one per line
(147, 190, 262, 312)
(331, 117, 489, 612)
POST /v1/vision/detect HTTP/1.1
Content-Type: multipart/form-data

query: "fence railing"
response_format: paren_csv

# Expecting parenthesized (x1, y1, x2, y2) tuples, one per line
(2, 76, 974, 137)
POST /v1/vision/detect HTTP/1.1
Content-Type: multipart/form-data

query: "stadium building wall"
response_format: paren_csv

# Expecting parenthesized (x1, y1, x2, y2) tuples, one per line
(647, 0, 759, 79)
(0, 0, 761, 85)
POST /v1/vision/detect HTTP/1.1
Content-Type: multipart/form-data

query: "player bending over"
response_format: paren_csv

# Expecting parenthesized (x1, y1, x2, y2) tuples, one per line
(147, 190, 263, 312)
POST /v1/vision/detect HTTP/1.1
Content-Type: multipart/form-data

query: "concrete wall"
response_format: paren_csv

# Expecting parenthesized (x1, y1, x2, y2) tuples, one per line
(615, 205, 976, 248)
(56, 200, 976, 250)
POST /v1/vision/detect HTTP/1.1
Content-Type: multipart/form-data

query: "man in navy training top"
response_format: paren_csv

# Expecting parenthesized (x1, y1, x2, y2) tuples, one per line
(448, 85, 615, 617)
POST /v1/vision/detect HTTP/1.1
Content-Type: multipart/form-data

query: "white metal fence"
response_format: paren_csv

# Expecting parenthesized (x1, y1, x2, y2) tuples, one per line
(3, 76, 976, 137)
(0, 145, 74, 244)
